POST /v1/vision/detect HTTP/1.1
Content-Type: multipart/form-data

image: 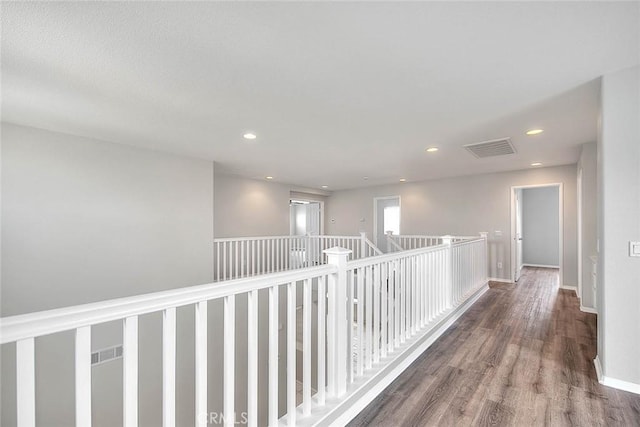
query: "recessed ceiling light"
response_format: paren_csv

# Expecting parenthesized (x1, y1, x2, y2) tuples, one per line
(526, 129, 544, 136)
(363, 176, 369, 180)
(530, 162, 543, 167)
(265, 176, 273, 180)
(321, 185, 328, 189)
(243, 133, 257, 140)
(399, 178, 407, 182)
(425, 147, 439, 152)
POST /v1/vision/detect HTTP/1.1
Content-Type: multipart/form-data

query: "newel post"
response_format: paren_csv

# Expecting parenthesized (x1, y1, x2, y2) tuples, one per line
(442, 235, 454, 308)
(305, 232, 312, 268)
(479, 232, 489, 283)
(386, 231, 394, 252)
(359, 231, 367, 258)
(324, 246, 352, 398)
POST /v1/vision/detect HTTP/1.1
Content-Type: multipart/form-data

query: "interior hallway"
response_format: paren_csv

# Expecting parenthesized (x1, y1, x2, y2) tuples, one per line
(349, 267, 640, 426)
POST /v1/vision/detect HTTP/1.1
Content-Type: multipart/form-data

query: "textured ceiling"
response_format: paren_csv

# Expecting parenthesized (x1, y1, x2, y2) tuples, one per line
(2, 2, 638, 189)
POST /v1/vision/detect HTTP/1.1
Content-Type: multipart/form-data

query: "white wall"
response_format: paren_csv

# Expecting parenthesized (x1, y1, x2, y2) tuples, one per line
(522, 187, 560, 267)
(214, 173, 291, 237)
(598, 66, 640, 387)
(578, 141, 597, 308)
(1, 123, 215, 426)
(326, 165, 577, 285)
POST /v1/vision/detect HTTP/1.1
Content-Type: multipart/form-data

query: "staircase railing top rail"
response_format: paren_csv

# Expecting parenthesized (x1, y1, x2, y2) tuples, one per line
(0, 264, 335, 345)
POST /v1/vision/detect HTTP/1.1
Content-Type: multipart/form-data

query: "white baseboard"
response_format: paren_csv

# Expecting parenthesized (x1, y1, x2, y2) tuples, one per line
(488, 277, 513, 284)
(522, 263, 560, 269)
(594, 355, 640, 395)
(580, 305, 598, 314)
(559, 284, 578, 296)
(594, 355, 603, 381)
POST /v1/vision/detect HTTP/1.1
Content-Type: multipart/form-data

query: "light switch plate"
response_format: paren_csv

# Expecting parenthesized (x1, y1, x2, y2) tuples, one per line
(630, 241, 640, 257)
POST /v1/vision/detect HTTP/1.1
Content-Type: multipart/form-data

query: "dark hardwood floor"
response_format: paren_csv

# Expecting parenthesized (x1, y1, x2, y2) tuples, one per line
(348, 267, 640, 426)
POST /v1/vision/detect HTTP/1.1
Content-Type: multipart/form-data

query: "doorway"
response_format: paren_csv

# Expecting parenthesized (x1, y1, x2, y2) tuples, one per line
(290, 200, 323, 236)
(373, 196, 401, 253)
(510, 184, 563, 286)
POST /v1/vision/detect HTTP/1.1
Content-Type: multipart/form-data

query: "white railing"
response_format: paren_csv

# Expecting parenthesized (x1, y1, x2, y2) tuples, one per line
(386, 232, 475, 252)
(452, 236, 489, 304)
(0, 234, 487, 427)
(214, 232, 381, 281)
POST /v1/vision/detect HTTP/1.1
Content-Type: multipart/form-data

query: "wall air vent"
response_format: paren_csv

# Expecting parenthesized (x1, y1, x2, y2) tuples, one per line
(464, 137, 516, 158)
(91, 345, 123, 366)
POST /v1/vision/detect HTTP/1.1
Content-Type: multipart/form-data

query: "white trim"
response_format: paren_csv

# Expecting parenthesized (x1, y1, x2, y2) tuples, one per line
(372, 195, 401, 247)
(559, 285, 578, 296)
(510, 183, 564, 287)
(300, 283, 490, 426)
(594, 355, 603, 381)
(580, 305, 598, 314)
(488, 277, 513, 284)
(577, 168, 583, 305)
(522, 263, 560, 269)
(594, 356, 640, 395)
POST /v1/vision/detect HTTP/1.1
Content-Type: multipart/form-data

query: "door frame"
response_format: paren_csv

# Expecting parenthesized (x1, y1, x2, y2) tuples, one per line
(373, 195, 401, 247)
(510, 183, 564, 286)
(577, 168, 583, 301)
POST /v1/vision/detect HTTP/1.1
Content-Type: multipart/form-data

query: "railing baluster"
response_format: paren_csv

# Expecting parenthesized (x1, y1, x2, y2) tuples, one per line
(224, 295, 235, 427)
(247, 290, 258, 427)
(317, 275, 326, 405)
(251, 240, 255, 276)
(76, 326, 92, 427)
(223, 241, 227, 281)
(268, 285, 279, 426)
(123, 316, 138, 427)
(347, 270, 355, 383)
(216, 242, 220, 282)
(365, 266, 373, 369)
(357, 267, 364, 375)
(287, 281, 296, 426)
(373, 265, 380, 363)
(16, 338, 35, 427)
(286, 237, 290, 268)
(394, 260, 400, 349)
(411, 257, 416, 335)
(416, 255, 422, 329)
(234, 241, 239, 279)
(241, 241, 245, 278)
(162, 308, 176, 427)
(421, 254, 426, 327)
(275, 239, 280, 272)
(303, 278, 312, 416)
(400, 258, 406, 344)
(435, 253, 439, 320)
(381, 262, 388, 358)
(195, 301, 207, 427)
(270, 239, 275, 273)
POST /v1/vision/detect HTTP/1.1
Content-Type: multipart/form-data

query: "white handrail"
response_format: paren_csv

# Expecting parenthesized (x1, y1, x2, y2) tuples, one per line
(0, 264, 335, 344)
(348, 242, 449, 269)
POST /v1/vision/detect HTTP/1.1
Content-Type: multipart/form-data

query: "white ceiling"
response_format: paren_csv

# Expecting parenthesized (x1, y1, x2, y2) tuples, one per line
(2, 2, 638, 190)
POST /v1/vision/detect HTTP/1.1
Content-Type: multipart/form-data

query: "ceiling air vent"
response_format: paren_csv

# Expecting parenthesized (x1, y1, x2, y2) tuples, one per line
(464, 137, 516, 158)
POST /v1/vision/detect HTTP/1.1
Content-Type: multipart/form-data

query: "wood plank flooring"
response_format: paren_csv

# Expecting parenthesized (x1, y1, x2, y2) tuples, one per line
(348, 267, 640, 426)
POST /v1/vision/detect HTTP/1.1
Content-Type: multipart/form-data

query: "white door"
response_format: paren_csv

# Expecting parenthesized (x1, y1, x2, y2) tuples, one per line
(515, 189, 524, 281)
